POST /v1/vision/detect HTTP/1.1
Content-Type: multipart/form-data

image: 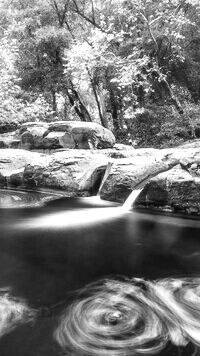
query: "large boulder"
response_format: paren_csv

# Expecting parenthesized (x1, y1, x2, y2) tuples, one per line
(20, 122, 49, 150)
(48, 121, 116, 149)
(0, 149, 46, 187)
(136, 150, 200, 214)
(42, 131, 75, 150)
(99, 146, 200, 205)
(23, 150, 108, 195)
(0, 149, 108, 196)
(18, 121, 115, 150)
(99, 149, 179, 203)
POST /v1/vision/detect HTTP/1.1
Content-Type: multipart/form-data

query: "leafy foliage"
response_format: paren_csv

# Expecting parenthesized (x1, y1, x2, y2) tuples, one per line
(1, 0, 200, 146)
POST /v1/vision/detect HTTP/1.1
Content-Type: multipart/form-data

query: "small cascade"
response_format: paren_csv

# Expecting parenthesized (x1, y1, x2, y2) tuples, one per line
(122, 189, 142, 210)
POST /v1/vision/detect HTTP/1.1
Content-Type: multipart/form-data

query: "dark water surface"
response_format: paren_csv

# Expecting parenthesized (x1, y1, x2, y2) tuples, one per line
(0, 189, 200, 355)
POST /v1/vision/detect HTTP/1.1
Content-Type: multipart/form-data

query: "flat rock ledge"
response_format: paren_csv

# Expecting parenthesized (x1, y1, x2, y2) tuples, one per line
(1, 140, 200, 214)
(0, 149, 108, 197)
(99, 142, 200, 215)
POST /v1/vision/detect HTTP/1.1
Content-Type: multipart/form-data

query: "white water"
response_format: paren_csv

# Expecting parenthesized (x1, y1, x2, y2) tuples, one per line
(15, 191, 142, 230)
(122, 189, 142, 210)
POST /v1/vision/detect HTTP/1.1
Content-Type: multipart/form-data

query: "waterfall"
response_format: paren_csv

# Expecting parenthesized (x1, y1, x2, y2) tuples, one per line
(122, 189, 142, 210)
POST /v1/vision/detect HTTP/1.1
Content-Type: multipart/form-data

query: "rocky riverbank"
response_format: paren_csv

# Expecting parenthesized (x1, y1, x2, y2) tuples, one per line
(1, 121, 200, 214)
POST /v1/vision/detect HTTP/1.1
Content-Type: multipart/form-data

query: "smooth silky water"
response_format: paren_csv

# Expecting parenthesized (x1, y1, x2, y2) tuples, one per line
(1, 189, 200, 355)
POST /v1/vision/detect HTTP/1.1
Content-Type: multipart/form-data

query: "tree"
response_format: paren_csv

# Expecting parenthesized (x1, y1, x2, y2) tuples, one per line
(1, 0, 200, 146)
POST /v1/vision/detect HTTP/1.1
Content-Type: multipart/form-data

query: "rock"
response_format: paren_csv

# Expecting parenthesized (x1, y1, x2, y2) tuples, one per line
(43, 131, 75, 149)
(8, 168, 25, 187)
(0, 149, 47, 187)
(23, 150, 108, 195)
(99, 150, 178, 203)
(178, 140, 200, 149)
(99, 146, 200, 204)
(136, 164, 200, 213)
(0, 149, 108, 195)
(48, 121, 115, 149)
(17, 121, 115, 150)
(101, 146, 159, 159)
(3, 141, 200, 214)
(20, 124, 49, 150)
(0, 132, 21, 149)
(0, 121, 18, 134)
(19, 121, 49, 134)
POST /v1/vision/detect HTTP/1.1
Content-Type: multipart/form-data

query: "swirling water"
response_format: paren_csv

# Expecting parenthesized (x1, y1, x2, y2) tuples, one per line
(1, 189, 200, 355)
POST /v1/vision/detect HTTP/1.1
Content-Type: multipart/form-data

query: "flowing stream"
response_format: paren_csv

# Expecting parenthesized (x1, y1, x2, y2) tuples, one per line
(0, 189, 200, 355)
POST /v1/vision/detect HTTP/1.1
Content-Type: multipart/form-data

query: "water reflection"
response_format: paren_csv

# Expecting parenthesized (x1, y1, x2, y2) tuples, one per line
(0, 189, 62, 208)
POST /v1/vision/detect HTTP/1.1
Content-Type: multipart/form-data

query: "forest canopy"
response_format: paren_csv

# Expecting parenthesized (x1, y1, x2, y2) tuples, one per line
(1, 0, 200, 147)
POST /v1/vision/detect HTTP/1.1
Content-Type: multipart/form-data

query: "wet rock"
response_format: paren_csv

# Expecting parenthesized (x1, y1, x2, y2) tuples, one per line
(136, 163, 200, 213)
(99, 151, 177, 203)
(0, 149, 46, 187)
(0, 149, 108, 195)
(23, 150, 108, 195)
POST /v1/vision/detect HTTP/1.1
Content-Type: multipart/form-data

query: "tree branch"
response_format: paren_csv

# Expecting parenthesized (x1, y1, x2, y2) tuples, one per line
(61, 1, 70, 27)
(50, 0, 62, 26)
(71, 0, 106, 32)
(91, 0, 95, 23)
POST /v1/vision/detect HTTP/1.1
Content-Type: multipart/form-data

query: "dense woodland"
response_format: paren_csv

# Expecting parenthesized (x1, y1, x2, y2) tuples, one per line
(1, 0, 200, 147)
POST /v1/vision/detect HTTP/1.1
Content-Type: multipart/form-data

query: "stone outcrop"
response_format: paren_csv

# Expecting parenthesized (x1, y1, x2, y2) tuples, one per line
(0, 121, 114, 150)
(99, 146, 200, 214)
(47, 121, 116, 149)
(99, 150, 178, 203)
(0, 132, 21, 149)
(0, 149, 47, 187)
(0, 149, 108, 197)
(135, 150, 200, 214)
(0, 121, 18, 134)
(20, 122, 49, 150)
(0, 121, 116, 150)
(2, 140, 200, 214)
(23, 150, 108, 195)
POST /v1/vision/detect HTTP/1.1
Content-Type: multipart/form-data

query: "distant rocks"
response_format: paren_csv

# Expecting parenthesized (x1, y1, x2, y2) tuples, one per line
(0, 121, 116, 150)
(20, 122, 49, 150)
(0, 121, 18, 134)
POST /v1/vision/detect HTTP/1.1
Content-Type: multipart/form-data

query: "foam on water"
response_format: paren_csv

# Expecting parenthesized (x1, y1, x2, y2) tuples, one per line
(55, 277, 200, 356)
(0, 288, 36, 337)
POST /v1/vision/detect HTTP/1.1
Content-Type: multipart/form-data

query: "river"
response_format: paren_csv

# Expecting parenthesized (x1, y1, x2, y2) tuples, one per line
(0, 189, 200, 355)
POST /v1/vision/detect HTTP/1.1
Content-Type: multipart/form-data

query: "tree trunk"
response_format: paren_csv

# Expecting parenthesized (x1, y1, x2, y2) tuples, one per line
(51, 88, 57, 114)
(64, 97, 67, 119)
(66, 88, 92, 122)
(161, 78, 184, 114)
(86, 67, 109, 128)
(92, 83, 109, 128)
(108, 88, 121, 134)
